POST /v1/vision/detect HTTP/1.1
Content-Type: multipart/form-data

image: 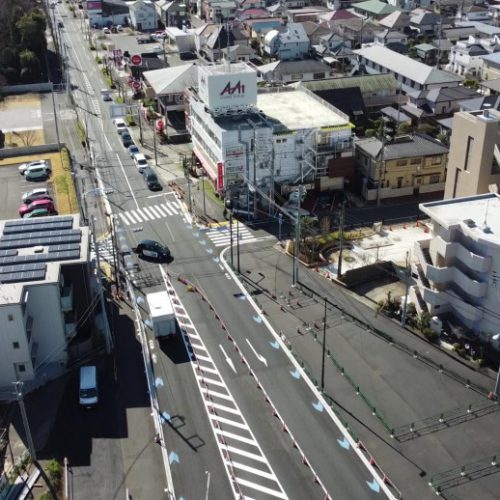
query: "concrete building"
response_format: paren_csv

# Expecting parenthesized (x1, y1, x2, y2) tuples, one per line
(188, 63, 353, 210)
(445, 109, 500, 199)
(84, 0, 129, 28)
(410, 193, 500, 341)
(156, 0, 187, 28)
(128, 0, 157, 31)
(0, 215, 90, 399)
(355, 134, 448, 201)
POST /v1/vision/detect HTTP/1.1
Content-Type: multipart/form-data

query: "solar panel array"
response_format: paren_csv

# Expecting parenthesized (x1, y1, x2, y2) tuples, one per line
(0, 216, 82, 284)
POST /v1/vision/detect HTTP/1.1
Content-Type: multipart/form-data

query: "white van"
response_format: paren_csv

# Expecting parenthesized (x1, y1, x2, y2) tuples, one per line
(79, 366, 98, 408)
(133, 153, 149, 172)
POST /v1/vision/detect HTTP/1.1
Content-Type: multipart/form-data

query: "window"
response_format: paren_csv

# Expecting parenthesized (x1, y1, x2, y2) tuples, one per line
(432, 156, 442, 165)
(8, 314, 13, 321)
(18, 364, 26, 373)
(410, 158, 421, 165)
(13, 342, 19, 349)
(397, 160, 407, 166)
(464, 136, 474, 171)
(313, 72, 325, 80)
(430, 174, 441, 184)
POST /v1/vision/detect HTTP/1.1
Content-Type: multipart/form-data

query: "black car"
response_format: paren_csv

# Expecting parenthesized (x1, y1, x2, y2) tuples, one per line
(179, 51, 197, 61)
(121, 132, 133, 147)
(133, 239, 170, 261)
(142, 167, 162, 191)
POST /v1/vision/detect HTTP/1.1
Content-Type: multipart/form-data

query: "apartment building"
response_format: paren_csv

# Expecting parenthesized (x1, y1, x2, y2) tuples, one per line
(0, 215, 90, 400)
(445, 109, 500, 199)
(410, 193, 500, 341)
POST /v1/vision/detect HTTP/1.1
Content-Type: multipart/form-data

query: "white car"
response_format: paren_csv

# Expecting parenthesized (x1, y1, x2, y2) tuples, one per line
(133, 153, 149, 172)
(19, 160, 48, 175)
(22, 188, 50, 202)
(149, 45, 164, 54)
(113, 118, 128, 135)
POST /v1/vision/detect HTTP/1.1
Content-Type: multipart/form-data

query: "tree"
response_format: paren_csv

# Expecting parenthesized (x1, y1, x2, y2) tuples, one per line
(12, 129, 37, 147)
(19, 49, 41, 82)
(16, 11, 47, 57)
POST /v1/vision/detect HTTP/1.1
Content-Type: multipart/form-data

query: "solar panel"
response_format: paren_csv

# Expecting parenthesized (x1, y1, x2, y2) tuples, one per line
(48, 243, 81, 253)
(0, 249, 81, 267)
(3, 221, 73, 235)
(0, 269, 46, 283)
(0, 234, 81, 250)
(0, 262, 46, 274)
(4, 216, 73, 228)
(0, 249, 18, 258)
(1, 229, 80, 242)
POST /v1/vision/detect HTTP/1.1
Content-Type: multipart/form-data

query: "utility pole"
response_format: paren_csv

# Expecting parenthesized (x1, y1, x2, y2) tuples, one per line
(337, 201, 346, 278)
(14, 381, 36, 461)
(400, 251, 411, 327)
(138, 107, 143, 145)
(183, 156, 192, 213)
(229, 209, 234, 268)
(376, 136, 385, 207)
(152, 120, 158, 166)
(321, 297, 327, 391)
(201, 175, 207, 216)
(237, 219, 241, 274)
(292, 187, 302, 287)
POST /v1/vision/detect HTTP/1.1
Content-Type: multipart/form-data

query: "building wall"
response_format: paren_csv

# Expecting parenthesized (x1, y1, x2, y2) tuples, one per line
(129, 1, 157, 30)
(0, 303, 33, 387)
(445, 110, 500, 199)
(482, 62, 500, 80)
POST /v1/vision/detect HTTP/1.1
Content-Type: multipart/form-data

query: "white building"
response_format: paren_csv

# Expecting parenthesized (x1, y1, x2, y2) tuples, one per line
(410, 193, 500, 342)
(263, 23, 310, 61)
(0, 215, 89, 399)
(129, 0, 158, 31)
(188, 63, 353, 209)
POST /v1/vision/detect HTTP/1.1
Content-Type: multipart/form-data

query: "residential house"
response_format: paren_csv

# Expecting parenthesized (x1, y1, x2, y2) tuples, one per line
(257, 59, 333, 83)
(377, 10, 411, 32)
(128, 0, 158, 31)
(479, 78, 500, 96)
(156, 0, 187, 28)
(236, 7, 269, 21)
(239, 0, 266, 9)
(455, 21, 500, 38)
(445, 38, 490, 77)
(301, 21, 331, 46)
(444, 109, 500, 199)
(410, 193, 500, 342)
(313, 33, 353, 67)
(482, 52, 500, 80)
(0, 215, 90, 399)
(143, 63, 198, 115)
(221, 43, 255, 62)
(409, 8, 442, 36)
(355, 134, 448, 201)
(352, 0, 397, 20)
(195, 24, 236, 61)
(202, 0, 237, 22)
(459, 5, 491, 24)
(244, 18, 283, 40)
(411, 86, 478, 116)
(263, 23, 310, 60)
(319, 9, 358, 29)
(286, 7, 330, 23)
(331, 17, 378, 45)
(414, 43, 437, 63)
(353, 45, 462, 99)
(85, 0, 129, 28)
(374, 30, 408, 53)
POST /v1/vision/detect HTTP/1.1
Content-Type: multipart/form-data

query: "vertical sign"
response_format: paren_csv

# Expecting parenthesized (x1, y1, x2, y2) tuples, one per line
(217, 162, 224, 191)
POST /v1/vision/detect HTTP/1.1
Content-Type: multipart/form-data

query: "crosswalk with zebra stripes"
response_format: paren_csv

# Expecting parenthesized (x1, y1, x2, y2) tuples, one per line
(118, 199, 182, 226)
(205, 224, 257, 247)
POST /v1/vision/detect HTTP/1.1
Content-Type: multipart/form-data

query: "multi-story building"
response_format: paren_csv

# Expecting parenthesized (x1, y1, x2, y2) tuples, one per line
(355, 134, 448, 201)
(410, 193, 500, 342)
(445, 109, 500, 199)
(128, 0, 158, 31)
(262, 23, 310, 61)
(0, 215, 90, 399)
(188, 63, 354, 210)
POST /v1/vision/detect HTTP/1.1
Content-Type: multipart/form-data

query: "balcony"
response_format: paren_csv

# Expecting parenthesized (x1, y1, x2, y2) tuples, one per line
(425, 265, 488, 298)
(430, 236, 491, 274)
(60, 283, 73, 313)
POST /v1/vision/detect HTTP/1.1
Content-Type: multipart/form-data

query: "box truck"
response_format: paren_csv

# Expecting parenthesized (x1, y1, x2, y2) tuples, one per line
(146, 291, 177, 337)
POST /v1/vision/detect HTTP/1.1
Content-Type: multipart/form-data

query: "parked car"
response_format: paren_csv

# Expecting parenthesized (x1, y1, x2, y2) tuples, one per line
(133, 239, 170, 261)
(116, 25, 123, 32)
(128, 144, 140, 157)
(100, 89, 112, 101)
(23, 194, 52, 205)
(103, 27, 111, 34)
(110, 26, 118, 34)
(19, 160, 48, 175)
(121, 131, 134, 147)
(22, 188, 49, 203)
(19, 199, 55, 217)
(133, 153, 149, 172)
(142, 167, 162, 191)
(148, 45, 164, 54)
(24, 208, 53, 218)
(25, 166, 50, 182)
(179, 51, 197, 60)
(137, 34, 152, 44)
(113, 118, 128, 134)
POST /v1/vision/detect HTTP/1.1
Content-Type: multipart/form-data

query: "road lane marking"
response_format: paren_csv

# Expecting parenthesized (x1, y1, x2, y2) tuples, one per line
(246, 339, 268, 367)
(236, 478, 288, 499)
(209, 415, 248, 430)
(229, 460, 279, 481)
(220, 444, 268, 462)
(219, 344, 237, 374)
(214, 429, 257, 446)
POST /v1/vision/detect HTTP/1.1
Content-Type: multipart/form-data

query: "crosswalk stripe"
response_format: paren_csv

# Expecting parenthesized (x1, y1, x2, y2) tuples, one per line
(160, 203, 174, 216)
(143, 206, 159, 219)
(119, 213, 130, 226)
(155, 205, 167, 217)
(136, 208, 148, 221)
(129, 210, 143, 223)
(168, 202, 179, 214)
(124, 211, 137, 224)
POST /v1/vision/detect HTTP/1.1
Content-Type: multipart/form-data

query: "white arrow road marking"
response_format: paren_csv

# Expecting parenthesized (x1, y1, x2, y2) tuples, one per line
(246, 339, 268, 367)
(219, 344, 237, 373)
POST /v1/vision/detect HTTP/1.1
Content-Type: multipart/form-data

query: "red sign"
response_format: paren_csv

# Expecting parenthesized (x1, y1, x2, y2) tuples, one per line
(86, 1, 102, 10)
(131, 54, 142, 66)
(132, 81, 141, 90)
(217, 162, 224, 191)
(127, 75, 134, 84)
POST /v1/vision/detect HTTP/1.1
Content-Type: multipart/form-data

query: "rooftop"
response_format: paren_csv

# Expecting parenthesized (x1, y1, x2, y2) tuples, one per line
(0, 215, 88, 304)
(298, 73, 399, 93)
(143, 63, 197, 95)
(256, 88, 350, 130)
(420, 193, 500, 242)
(353, 0, 397, 15)
(354, 45, 462, 85)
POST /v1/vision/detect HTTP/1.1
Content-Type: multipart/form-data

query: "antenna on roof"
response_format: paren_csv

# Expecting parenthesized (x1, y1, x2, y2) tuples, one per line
(483, 198, 491, 231)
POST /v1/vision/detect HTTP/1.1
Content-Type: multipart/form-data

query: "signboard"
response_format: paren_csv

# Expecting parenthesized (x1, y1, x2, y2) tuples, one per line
(217, 162, 224, 191)
(198, 65, 257, 114)
(224, 145, 245, 177)
(131, 54, 142, 66)
(112, 49, 122, 58)
(86, 1, 102, 10)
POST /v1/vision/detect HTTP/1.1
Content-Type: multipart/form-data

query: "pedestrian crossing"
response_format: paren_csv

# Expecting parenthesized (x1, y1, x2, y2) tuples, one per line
(82, 74, 101, 117)
(206, 224, 257, 247)
(118, 200, 182, 226)
(91, 237, 114, 264)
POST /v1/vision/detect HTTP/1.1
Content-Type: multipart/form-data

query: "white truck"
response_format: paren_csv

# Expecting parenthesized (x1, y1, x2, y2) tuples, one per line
(146, 291, 177, 337)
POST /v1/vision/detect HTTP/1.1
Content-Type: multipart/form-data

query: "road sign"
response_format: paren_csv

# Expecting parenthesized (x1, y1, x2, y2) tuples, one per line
(131, 54, 142, 66)
(112, 48, 122, 58)
(132, 81, 141, 90)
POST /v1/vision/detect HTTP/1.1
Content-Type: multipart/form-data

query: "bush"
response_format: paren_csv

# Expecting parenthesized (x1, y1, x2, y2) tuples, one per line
(47, 459, 61, 491)
(95, 56, 102, 64)
(89, 44, 96, 51)
(126, 114, 136, 126)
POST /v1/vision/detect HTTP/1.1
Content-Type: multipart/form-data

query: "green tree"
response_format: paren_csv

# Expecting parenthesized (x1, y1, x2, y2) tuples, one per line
(19, 49, 41, 82)
(16, 11, 47, 56)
